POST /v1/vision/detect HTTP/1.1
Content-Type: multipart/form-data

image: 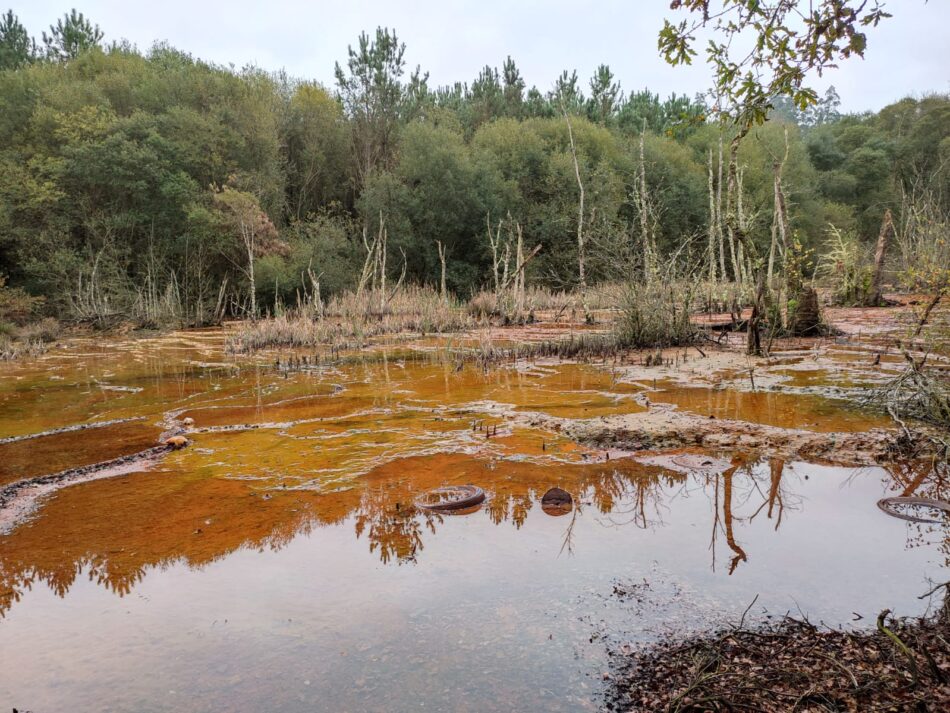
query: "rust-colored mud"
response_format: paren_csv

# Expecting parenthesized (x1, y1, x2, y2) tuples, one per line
(0, 420, 162, 486)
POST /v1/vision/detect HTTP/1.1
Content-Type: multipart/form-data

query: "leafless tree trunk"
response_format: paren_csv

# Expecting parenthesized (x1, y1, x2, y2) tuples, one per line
(514, 223, 525, 317)
(307, 262, 324, 316)
(377, 212, 388, 313)
(436, 240, 448, 302)
(726, 209, 741, 285)
(638, 127, 657, 283)
(239, 219, 257, 320)
(767, 215, 779, 286)
(767, 128, 790, 287)
(716, 136, 726, 280)
(913, 292, 943, 338)
(724, 136, 743, 286)
(868, 208, 895, 306)
(725, 128, 766, 354)
(707, 148, 717, 283)
(565, 112, 585, 287)
(736, 166, 753, 285)
(357, 223, 377, 297)
(356, 212, 391, 313)
(563, 107, 590, 321)
(487, 214, 503, 296)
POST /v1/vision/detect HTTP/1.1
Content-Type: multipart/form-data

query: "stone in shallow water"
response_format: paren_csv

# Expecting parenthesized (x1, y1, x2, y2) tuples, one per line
(541, 486, 573, 516)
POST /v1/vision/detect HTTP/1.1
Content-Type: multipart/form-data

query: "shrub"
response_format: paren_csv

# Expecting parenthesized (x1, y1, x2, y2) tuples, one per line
(615, 281, 700, 349)
(0, 276, 43, 325)
(0, 334, 49, 361)
(16, 317, 62, 343)
(815, 225, 874, 305)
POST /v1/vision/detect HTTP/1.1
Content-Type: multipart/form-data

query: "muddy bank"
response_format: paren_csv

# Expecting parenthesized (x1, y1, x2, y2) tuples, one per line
(0, 444, 175, 533)
(564, 411, 904, 466)
(605, 599, 950, 712)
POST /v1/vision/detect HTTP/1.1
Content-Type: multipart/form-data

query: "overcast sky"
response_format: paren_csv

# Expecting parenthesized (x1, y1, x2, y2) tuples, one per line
(13, 1, 950, 112)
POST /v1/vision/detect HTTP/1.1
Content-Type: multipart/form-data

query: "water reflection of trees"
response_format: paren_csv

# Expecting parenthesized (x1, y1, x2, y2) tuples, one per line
(596, 456, 800, 575)
(0, 475, 338, 618)
(7, 453, 941, 618)
(353, 488, 443, 565)
(883, 459, 950, 566)
(708, 458, 803, 575)
(0, 456, 795, 617)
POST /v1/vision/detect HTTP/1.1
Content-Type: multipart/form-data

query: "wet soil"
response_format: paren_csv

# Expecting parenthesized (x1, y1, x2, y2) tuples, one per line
(605, 605, 950, 712)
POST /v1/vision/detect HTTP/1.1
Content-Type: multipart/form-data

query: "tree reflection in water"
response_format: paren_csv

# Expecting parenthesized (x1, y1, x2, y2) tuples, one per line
(882, 458, 950, 565)
(1, 451, 946, 617)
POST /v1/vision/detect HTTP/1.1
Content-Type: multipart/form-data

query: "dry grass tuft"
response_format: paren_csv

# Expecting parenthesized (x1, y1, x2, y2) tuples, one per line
(0, 335, 50, 361)
(227, 285, 472, 352)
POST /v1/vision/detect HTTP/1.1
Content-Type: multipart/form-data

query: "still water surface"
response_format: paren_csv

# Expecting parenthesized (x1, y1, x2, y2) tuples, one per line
(0, 331, 945, 711)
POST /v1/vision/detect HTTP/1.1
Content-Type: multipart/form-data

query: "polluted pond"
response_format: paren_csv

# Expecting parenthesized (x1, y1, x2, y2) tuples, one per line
(0, 327, 948, 712)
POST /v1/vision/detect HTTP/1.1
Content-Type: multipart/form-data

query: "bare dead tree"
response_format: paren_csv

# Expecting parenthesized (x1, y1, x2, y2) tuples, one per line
(436, 240, 448, 302)
(725, 137, 744, 288)
(514, 223, 525, 317)
(357, 222, 377, 297)
(725, 127, 767, 354)
(637, 125, 658, 283)
(867, 208, 895, 307)
(767, 127, 790, 287)
(707, 148, 718, 282)
(561, 105, 590, 322)
(736, 166, 755, 285)
(377, 212, 388, 313)
(716, 135, 727, 280)
(486, 214, 502, 297)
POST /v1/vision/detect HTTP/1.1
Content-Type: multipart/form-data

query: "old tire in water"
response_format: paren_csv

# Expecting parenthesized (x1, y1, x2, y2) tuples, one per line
(877, 496, 950, 524)
(415, 485, 486, 512)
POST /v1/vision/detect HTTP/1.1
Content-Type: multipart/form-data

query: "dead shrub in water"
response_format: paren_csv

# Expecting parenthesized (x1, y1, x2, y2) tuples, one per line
(0, 335, 49, 361)
(615, 281, 700, 349)
(16, 317, 61, 343)
(227, 285, 472, 352)
(467, 285, 626, 323)
(816, 225, 876, 306)
(867, 351, 950, 431)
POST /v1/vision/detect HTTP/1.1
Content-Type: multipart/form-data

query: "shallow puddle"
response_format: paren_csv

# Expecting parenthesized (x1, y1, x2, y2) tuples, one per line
(0, 329, 946, 711)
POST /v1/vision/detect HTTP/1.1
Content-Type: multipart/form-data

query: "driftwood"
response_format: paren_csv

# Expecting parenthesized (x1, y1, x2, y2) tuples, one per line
(913, 292, 944, 338)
